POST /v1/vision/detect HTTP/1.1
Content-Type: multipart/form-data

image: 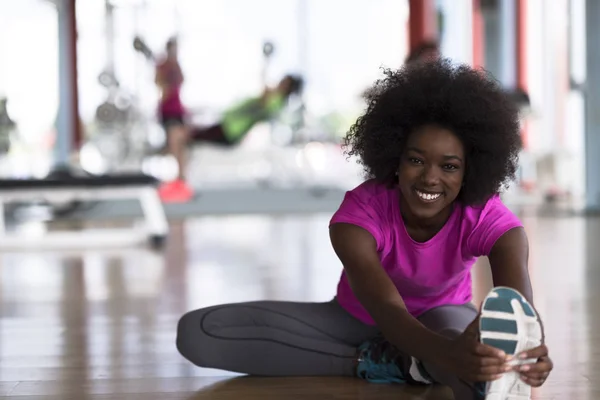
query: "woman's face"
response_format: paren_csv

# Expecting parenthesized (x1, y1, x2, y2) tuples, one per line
(397, 125, 465, 222)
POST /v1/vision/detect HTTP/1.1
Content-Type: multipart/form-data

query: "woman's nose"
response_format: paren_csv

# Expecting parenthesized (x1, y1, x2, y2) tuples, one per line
(421, 165, 440, 185)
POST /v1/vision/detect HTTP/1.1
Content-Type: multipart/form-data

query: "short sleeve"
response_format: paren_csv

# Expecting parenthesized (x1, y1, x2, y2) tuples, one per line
(466, 195, 524, 257)
(329, 191, 385, 252)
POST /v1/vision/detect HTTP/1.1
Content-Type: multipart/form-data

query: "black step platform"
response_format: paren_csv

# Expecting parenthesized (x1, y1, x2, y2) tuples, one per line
(0, 174, 159, 190)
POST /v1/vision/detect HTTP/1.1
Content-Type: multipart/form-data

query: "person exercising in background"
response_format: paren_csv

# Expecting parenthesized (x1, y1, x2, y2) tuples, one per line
(190, 74, 303, 146)
(154, 37, 193, 202)
(361, 41, 440, 100)
(405, 40, 440, 64)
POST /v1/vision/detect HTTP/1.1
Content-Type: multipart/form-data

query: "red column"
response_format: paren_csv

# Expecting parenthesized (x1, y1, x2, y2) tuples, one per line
(408, 0, 438, 52)
(472, 0, 485, 68)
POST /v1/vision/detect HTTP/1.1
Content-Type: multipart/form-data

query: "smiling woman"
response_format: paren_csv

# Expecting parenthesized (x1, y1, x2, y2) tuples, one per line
(398, 124, 466, 232)
(176, 59, 552, 400)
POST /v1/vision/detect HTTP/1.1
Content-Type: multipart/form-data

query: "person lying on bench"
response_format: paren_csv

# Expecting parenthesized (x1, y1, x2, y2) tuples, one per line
(190, 74, 303, 146)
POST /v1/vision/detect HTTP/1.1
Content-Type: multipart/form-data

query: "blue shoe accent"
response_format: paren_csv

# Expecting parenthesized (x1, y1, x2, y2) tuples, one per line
(485, 288, 535, 317)
(481, 338, 518, 354)
(474, 381, 488, 399)
(480, 286, 539, 357)
(482, 297, 515, 314)
(480, 317, 518, 334)
(355, 337, 407, 384)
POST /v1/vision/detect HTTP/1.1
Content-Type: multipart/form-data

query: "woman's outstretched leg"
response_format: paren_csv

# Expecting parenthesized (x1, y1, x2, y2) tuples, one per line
(176, 298, 379, 376)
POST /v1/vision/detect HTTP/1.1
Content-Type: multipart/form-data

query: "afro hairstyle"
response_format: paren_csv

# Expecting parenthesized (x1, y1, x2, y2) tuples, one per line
(343, 58, 523, 205)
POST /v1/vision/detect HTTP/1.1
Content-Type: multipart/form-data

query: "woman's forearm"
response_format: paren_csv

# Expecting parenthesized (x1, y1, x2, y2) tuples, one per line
(488, 227, 534, 305)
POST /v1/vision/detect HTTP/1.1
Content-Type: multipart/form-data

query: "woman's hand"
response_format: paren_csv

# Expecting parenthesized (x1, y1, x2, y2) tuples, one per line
(513, 344, 553, 386)
(441, 316, 512, 382)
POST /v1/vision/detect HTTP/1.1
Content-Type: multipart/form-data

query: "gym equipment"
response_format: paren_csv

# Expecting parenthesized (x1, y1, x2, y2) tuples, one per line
(133, 36, 155, 62)
(262, 40, 275, 86)
(85, 68, 156, 173)
(0, 0, 172, 249)
(0, 173, 168, 250)
(81, 1, 159, 175)
(130, 33, 331, 192)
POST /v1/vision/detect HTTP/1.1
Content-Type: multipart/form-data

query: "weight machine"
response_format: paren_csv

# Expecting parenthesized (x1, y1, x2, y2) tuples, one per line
(0, 0, 169, 250)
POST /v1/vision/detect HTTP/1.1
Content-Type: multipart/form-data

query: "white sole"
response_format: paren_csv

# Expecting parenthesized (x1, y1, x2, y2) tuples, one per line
(479, 287, 543, 400)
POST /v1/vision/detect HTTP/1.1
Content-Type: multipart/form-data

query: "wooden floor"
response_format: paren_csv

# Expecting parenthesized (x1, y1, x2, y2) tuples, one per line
(0, 211, 597, 399)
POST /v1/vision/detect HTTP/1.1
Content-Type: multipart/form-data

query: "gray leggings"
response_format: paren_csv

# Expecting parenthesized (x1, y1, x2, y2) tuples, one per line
(176, 298, 477, 390)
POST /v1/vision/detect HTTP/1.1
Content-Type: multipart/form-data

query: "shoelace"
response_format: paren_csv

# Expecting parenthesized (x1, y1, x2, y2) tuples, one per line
(367, 336, 403, 363)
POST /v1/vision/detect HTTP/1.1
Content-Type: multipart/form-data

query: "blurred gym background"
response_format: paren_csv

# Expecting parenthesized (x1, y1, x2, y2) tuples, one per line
(0, 0, 593, 217)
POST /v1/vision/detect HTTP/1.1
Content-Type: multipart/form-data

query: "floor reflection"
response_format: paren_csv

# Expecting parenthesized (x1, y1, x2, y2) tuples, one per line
(0, 213, 597, 399)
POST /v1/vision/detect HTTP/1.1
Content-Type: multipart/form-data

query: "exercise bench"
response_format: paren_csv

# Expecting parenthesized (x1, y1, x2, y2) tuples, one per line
(0, 174, 168, 250)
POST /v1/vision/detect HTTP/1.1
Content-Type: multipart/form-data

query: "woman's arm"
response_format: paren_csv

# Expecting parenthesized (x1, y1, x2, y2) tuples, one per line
(330, 222, 509, 382)
(488, 226, 553, 385)
(488, 227, 534, 304)
(329, 223, 450, 363)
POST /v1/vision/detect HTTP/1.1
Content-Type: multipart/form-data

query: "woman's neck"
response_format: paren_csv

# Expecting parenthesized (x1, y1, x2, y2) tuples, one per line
(399, 193, 455, 240)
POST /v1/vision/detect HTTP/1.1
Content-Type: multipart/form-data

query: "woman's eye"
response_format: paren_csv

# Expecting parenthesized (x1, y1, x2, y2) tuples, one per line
(443, 164, 458, 171)
(409, 158, 423, 164)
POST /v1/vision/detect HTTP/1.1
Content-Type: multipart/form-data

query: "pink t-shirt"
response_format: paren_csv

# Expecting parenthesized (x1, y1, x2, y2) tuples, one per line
(156, 59, 185, 117)
(329, 180, 523, 325)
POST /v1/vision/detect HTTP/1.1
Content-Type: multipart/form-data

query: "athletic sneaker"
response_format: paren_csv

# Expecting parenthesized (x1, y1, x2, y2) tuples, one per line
(477, 287, 543, 400)
(355, 335, 433, 385)
(158, 179, 194, 203)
